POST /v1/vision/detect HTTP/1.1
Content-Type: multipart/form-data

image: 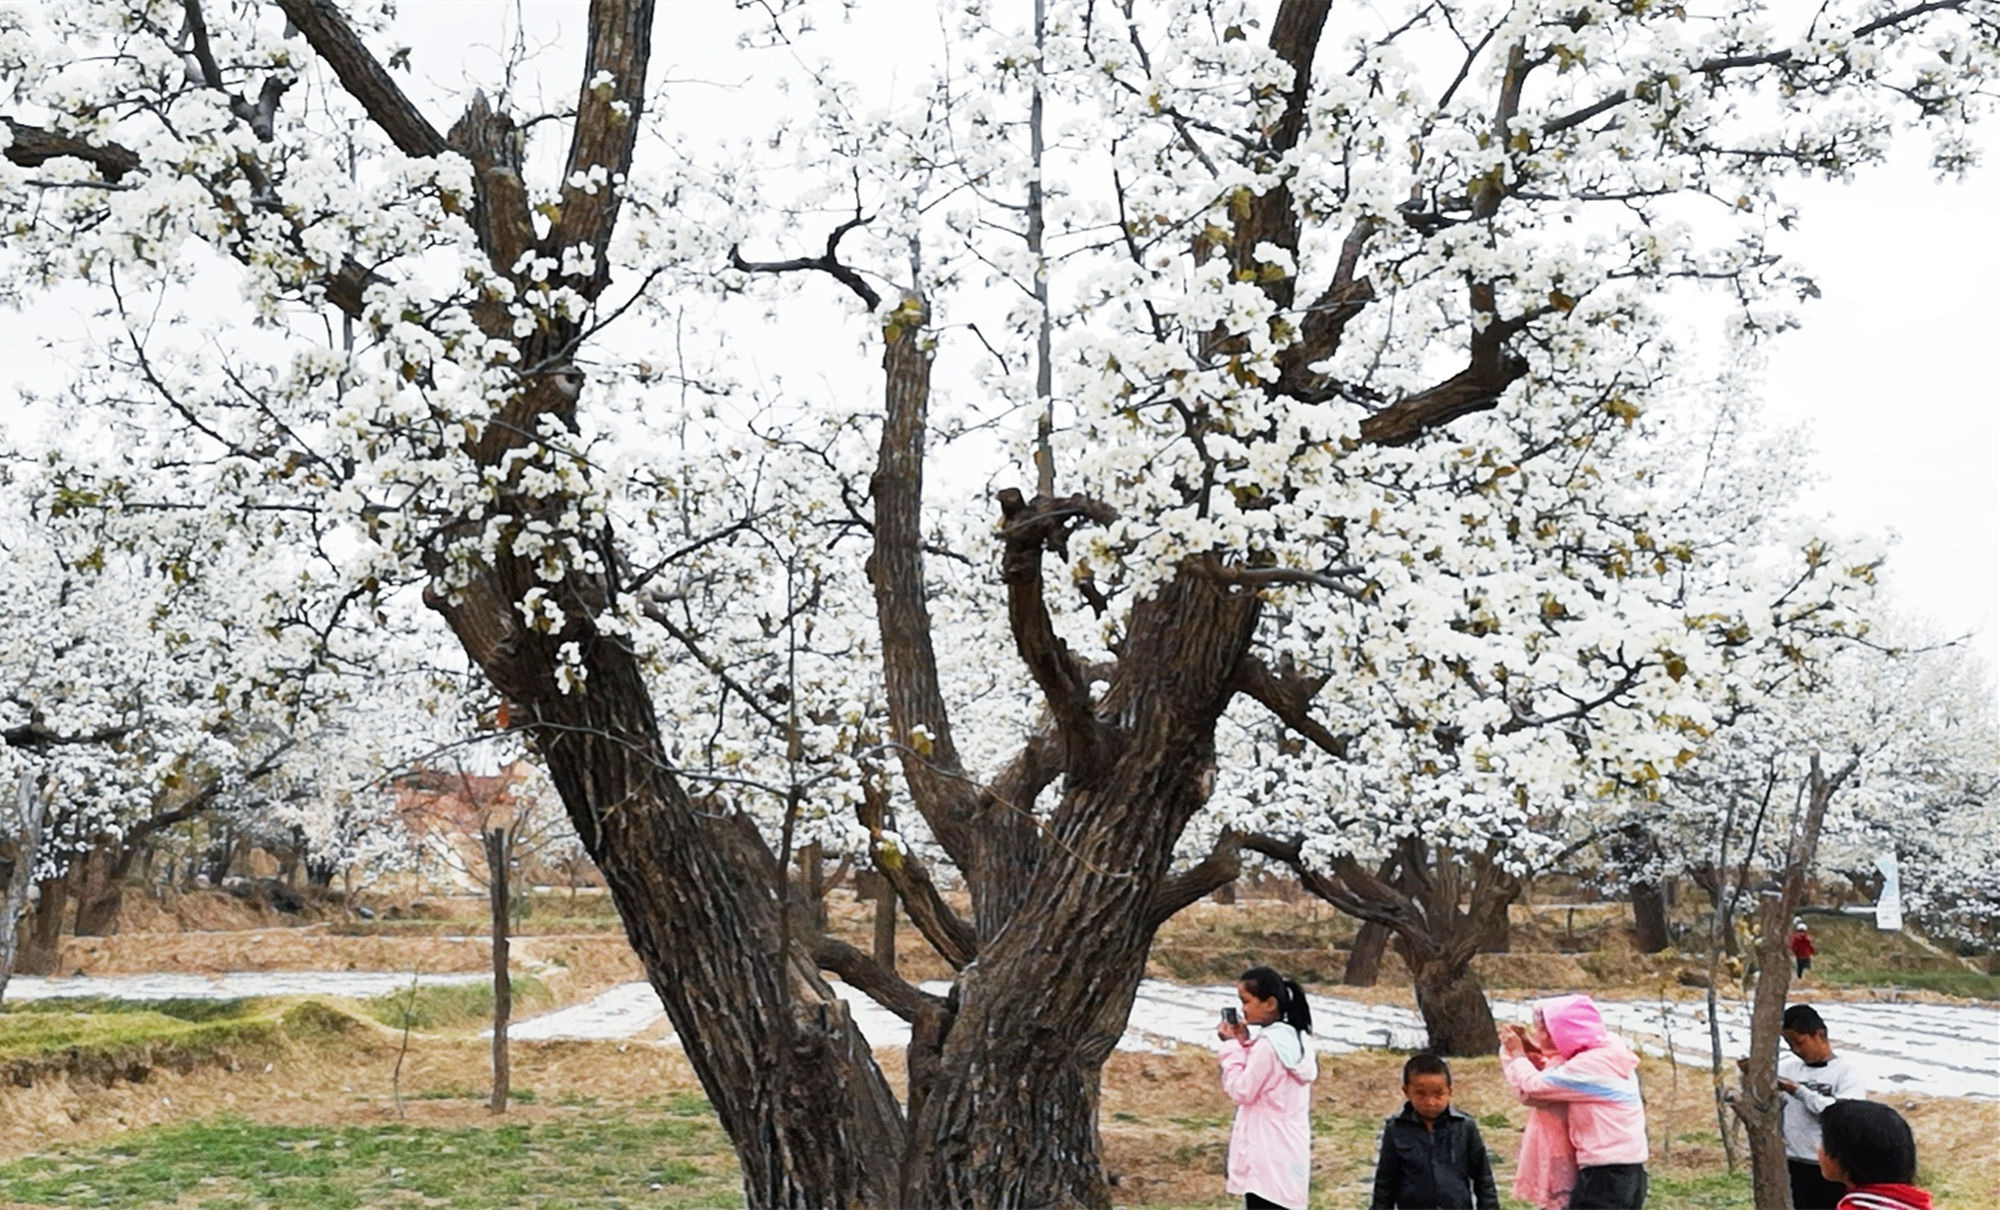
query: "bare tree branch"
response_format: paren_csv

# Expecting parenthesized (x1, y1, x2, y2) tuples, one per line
(275, 0, 448, 158)
(1543, 1, 1974, 135)
(1233, 655, 1351, 760)
(996, 489, 1116, 776)
(1, 119, 142, 182)
(856, 771, 979, 968)
(814, 935, 946, 1023)
(1147, 832, 1241, 928)
(1200, 563, 1367, 597)
(730, 215, 881, 310)
(547, 0, 657, 299)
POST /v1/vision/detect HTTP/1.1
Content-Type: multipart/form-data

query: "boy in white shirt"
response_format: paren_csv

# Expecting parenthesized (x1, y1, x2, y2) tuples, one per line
(1778, 1004, 1868, 1210)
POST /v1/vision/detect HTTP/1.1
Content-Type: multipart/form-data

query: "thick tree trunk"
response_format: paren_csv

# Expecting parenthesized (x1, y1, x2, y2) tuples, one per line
(903, 777, 1194, 1208)
(1632, 879, 1671, 953)
(71, 847, 124, 937)
(435, 596, 906, 1207)
(902, 568, 1260, 1208)
(1409, 950, 1500, 1056)
(15, 868, 70, 976)
(486, 826, 512, 1114)
(0, 774, 48, 1003)
(1344, 919, 1389, 986)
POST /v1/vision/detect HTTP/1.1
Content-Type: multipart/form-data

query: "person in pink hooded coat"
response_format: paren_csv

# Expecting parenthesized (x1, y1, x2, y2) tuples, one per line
(1501, 994, 1650, 1209)
(1218, 966, 1319, 1210)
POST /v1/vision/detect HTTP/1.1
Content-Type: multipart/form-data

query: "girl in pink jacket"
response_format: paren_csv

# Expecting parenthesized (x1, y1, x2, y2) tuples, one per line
(1501, 995, 1649, 1209)
(1218, 966, 1319, 1210)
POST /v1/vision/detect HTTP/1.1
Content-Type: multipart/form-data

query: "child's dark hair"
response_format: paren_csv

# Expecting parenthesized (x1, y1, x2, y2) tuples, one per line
(1403, 1053, 1451, 1085)
(1239, 967, 1313, 1034)
(1819, 1100, 1917, 1186)
(1782, 1004, 1827, 1036)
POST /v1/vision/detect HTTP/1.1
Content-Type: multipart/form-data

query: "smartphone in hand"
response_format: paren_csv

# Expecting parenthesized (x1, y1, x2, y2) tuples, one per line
(1221, 1006, 1240, 1025)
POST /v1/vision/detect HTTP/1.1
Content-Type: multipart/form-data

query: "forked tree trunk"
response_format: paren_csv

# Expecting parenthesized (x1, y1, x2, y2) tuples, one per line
(900, 568, 1261, 1208)
(434, 591, 907, 1206)
(1344, 919, 1389, 986)
(903, 799, 1183, 1207)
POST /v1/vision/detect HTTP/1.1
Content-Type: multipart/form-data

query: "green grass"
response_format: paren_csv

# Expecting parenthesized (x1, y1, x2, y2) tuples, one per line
(0, 997, 256, 1023)
(0, 1099, 740, 1209)
(0, 998, 322, 1067)
(360, 976, 551, 1032)
(1798, 914, 2000, 999)
(1630, 1167, 1753, 1209)
(413, 1086, 540, 1105)
(0, 997, 356, 1094)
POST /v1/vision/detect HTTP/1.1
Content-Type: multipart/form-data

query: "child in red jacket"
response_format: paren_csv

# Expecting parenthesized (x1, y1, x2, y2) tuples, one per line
(1790, 920, 1817, 978)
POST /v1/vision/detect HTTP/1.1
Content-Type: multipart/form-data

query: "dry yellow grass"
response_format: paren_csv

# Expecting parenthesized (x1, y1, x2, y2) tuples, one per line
(11, 886, 1995, 1207)
(8, 1022, 1991, 1207)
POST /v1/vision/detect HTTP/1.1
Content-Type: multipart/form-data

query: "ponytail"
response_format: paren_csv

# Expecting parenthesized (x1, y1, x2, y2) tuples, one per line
(1282, 977, 1313, 1035)
(1239, 966, 1314, 1035)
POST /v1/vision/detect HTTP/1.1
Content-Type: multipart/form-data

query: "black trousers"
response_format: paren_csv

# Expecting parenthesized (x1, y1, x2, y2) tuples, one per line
(1244, 1194, 1293, 1210)
(1570, 1162, 1648, 1209)
(1789, 1158, 1848, 1210)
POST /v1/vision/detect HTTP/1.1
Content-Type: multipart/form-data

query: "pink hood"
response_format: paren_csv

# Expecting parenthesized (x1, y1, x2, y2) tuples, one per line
(1538, 994, 1610, 1060)
(1505, 995, 1648, 1167)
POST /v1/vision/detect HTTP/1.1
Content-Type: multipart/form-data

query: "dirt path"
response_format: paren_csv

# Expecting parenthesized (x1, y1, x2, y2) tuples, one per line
(13, 969, 1994, 1101)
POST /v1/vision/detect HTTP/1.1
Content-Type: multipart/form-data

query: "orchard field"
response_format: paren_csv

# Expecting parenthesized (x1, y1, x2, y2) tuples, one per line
(1, 887, 1995, 1209)
(5, 0, 2000, 1207)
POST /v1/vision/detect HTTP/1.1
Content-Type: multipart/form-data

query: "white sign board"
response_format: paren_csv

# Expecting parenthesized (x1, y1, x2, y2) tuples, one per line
(1874, 852, 1903, 932)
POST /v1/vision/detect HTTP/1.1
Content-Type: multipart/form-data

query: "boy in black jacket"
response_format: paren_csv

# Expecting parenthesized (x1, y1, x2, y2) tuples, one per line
(1370, 1053, 1501, 1210)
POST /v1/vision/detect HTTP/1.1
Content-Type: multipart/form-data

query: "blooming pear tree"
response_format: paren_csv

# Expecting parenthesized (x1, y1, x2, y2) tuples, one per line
(5, 0, 1997, 1205)
(1815, 636, 2000, 948)
(0, 444, 415, 964)
(1214, 386, 1886, 1052)
(1662, 625, 1993, 1206)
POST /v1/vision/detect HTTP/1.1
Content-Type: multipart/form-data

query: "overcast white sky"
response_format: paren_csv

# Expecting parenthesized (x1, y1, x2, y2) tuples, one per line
(1755, 152, 1999, 678)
